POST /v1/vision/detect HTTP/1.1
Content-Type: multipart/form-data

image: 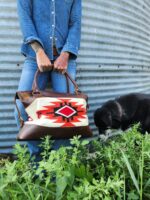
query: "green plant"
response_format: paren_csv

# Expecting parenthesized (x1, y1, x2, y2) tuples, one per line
(0, 125, 149, 200)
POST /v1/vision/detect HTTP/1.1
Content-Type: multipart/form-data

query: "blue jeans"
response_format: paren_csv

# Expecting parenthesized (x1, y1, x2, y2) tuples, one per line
(14, 57, 77, 162)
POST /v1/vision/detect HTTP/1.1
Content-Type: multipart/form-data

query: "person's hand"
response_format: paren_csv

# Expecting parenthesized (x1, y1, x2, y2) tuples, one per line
(54, 52, 70, 74)
(36, 48, 53, 72)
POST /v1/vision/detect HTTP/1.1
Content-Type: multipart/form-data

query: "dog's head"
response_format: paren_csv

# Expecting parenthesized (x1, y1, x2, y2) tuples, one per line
(94, 100, 122, 134)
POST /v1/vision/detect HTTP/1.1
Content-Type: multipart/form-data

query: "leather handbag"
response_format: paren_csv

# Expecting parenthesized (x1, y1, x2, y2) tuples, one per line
(14, 68, 93, 140)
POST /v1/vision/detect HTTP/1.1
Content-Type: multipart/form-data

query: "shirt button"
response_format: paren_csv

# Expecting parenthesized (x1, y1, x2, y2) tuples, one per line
(52, 11, 54, 14)
(50, 37, 52, 39)
(52, 24, 55, 27)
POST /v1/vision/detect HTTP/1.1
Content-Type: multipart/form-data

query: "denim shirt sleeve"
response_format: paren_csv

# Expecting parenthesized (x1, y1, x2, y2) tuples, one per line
(17, 0, 44, 48)
(61, 0, 82, 59)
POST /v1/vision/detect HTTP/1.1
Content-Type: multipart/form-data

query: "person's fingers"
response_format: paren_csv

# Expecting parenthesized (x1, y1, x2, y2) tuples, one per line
(44, 60, 53, 70)
(45, 64, 53, 71)
(58, 65, 62, 70)
(58, 64, 67, 73)
(54, 62, 62, 72)
(62, 69, 67, 74)
(38, 64, 44, 72)
(57, 66, 62, 73)
(38, 64, 52, 72)
(54, 61, 58, 70)
(53, 58, 68, 73)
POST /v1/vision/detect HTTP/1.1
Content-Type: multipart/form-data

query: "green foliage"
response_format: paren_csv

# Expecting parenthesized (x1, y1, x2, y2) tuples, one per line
(0, 125, 149, 200)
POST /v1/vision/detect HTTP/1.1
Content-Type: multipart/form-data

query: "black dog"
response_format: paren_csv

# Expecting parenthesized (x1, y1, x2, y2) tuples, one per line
(94, 93, 150, 134)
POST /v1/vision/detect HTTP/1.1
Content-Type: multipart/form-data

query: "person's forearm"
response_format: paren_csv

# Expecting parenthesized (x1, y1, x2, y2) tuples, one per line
(30, 41, 52, 72)
(30, 41, 43, 53)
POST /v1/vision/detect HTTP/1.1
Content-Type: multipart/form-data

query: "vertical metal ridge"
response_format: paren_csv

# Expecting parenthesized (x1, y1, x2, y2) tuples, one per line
(1, 0, 150, 152)
(78, 0, 150, 136)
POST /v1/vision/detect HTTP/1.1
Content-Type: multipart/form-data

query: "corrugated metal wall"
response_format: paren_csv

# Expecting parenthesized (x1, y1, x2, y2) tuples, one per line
(1, 0, 150, 153)
(78, 0, 150, 134)
(0, 0, 22, 153)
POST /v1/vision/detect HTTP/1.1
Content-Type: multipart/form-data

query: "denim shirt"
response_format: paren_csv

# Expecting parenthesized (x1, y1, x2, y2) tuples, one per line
(17, 0, 82, 60)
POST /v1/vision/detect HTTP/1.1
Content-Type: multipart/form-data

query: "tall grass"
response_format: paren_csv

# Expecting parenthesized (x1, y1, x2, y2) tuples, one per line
(0, 124, 149, 200)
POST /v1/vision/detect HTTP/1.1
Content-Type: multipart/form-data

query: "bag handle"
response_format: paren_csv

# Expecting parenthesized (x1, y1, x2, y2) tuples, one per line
(32, 66, 80, 95)
(14, 67, 80, 128)
(14, 93, 24, 128)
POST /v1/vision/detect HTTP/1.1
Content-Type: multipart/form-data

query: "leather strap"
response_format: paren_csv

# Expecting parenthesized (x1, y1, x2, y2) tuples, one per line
(64, 71, 79, 94)
(14, 93, 24, 128)
(15, 68, 80, 128)
(32, 67, 79, 94)
(53, 46, 59, 56)
(65, 74, 70, 93)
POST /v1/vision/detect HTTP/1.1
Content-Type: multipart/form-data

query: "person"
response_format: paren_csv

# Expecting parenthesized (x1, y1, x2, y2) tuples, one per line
(14, 0, 82, 162)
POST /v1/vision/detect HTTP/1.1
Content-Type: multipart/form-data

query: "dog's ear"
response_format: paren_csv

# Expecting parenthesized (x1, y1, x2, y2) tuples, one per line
(110, 109, 123, 129)
(101, 110, 112, 128)
(94, 108, 112, 128)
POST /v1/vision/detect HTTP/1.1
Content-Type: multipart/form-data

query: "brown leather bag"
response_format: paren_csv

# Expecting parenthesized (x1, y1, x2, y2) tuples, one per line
(14, 68, 93, 140)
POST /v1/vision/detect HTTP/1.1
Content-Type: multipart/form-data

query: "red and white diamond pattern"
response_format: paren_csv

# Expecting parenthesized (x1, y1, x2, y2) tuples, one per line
(25, 97, 88, 127)
(56, 105, 76, 118)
